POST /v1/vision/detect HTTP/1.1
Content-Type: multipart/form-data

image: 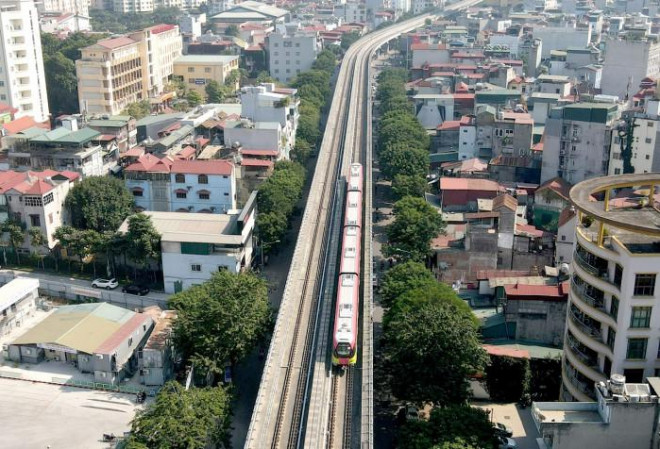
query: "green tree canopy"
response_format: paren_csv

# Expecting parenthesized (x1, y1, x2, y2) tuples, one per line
(225, 24, 240, 37)
(378, 115, 429, 153)
(124, 213, 161, 271)
(170, 271, 272, 382)
(379, 261, 436, 308)
(485, 355, 531, 403)
(379, 142, 429, 180)
(297, 100, 321, 143)
(65, 176, 134, 233)
(122, 100, 152, 119)
(392, 174, 427, 200)
(187, 90, 203, 107)
(292, 70, 331, 98)
(385, 196, 444, 262)
(398, 406, 498, 449)
(340, 31, 361, 50)
(90, 7, 181, 34)
(383, 295, 487, 405)
(312, 50, 337, 73)
(129, 381, 232, 449)
(44, 53, 79, 116)
(205, 80, 226, 103)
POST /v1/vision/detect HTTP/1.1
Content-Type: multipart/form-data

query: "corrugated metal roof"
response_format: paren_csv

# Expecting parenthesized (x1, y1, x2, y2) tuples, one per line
(12, 303, 140, 355)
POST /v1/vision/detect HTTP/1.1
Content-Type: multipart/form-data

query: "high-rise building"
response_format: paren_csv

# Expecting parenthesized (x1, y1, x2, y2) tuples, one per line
(0, 0, 50, 123)
(76, 25, 182, 116)
(541, 103, 621, 185)
(266, 32, 321, 84)
(561, 173, 660, 401)
(601, 33, 660, 100)
(38, 0, 89, 16)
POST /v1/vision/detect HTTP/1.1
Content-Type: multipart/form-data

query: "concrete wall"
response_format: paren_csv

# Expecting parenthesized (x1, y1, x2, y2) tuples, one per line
(506, 299, 566, 346)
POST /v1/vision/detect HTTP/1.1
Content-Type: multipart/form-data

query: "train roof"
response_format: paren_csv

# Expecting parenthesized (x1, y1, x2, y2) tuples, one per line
(335, 273, 358, 344)
(345, 190, 362, 227)
(340, 226, 360, 275)
(348, 164, 362, 191)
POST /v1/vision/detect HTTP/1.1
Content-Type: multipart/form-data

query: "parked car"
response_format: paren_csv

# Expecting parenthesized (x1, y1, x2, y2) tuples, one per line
(122, 284, 150, 296)
(498, 436, 517, 449)
(396, 405, 420, 425)
(91, 278, 119, 290)
(493, 422, 513, 438)
(224, 366, 233, 384)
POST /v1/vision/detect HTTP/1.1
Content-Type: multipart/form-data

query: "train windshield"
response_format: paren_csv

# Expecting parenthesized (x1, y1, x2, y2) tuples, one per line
(336, 343, 352, 357)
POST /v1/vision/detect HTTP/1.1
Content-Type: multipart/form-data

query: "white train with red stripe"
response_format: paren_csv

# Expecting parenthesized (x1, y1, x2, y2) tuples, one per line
(332, 163, 363, 366)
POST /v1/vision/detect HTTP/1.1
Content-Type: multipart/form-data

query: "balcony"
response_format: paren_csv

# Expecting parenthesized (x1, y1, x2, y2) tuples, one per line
(569, 306, 602, 342)
(566, 332, 598, 367)
(570, 278, 605, 312)
(564, 361, 597, 400)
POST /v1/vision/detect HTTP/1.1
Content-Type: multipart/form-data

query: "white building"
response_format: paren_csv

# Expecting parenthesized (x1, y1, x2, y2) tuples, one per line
(240, 83, 299, 153)
(562, 173, 660, 401)
(556, 206, 576, 265)
(0, 278, 38, 336)
(335, 1, 366, 23)
(411, 43, 450, 67)
(224, 119, 289, 159)
(412, 94, 454, 130)
(609, 112, 660, 176)
(39, 12, 91, 34)
(541, 103, 621, 185)
(130, 25, 183, 98)
(0, 169, 79, 250)
(533, 24, 592, 59)
(0, 0, 50, 123)
(601, 37, 660, 100)
(37, 0, 88, 15)
(112, 0, 154, 13)
(458, 115, 477, 160)
(266, 31, 322, 83)
(120, 193, 256, 293)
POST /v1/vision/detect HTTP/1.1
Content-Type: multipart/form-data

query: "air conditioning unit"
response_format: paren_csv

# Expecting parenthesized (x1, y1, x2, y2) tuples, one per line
(187, 186, 192, 190)
(143, 369, 150, 375)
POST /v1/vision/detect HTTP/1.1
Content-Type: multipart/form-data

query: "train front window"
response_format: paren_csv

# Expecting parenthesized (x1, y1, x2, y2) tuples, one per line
(336, 343, 352, 357)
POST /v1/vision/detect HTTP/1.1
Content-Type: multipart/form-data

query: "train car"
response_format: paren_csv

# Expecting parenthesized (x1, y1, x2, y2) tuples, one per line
(332, 273, 360, 366)
(332, 163, 363, 367)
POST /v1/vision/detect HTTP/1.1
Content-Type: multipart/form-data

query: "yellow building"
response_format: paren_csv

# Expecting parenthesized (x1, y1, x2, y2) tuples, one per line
(172, 55, 239, 99)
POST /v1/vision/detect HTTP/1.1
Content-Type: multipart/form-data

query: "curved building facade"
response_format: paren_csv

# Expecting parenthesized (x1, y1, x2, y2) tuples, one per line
(562, 174, 660, 401)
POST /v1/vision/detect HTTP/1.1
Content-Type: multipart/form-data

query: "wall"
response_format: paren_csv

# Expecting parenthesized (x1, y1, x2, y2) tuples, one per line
(533, 25, 592, 59)
(505, 299, 566, 346)
(162, 248, 241, 293)
(601, 39, 660, 99)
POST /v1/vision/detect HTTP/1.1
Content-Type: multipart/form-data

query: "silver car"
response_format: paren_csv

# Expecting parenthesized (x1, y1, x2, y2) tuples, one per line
(91, 278, 119, 290)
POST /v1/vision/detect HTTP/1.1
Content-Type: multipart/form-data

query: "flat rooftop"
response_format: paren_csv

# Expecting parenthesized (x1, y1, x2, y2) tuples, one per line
(570, 174, 660, 237)
(533, 402, 603, 425)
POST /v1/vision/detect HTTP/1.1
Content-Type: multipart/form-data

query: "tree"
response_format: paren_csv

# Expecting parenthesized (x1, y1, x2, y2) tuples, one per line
(392, 174, 427, 199)
(378, 115, 429, 153)
(292, 138, 312, 162)
(169, 271, 272, 383)
(296, 84, 324, 108)
(312, 50, 337, 73)
(485, 355, 531, 403)
(187, 90, 203, 107)
(379, 142, 429, 180)
(256, 71, 276, 83)
(398, 406, 498, 449)
(292, 70, 331, 98)
(383, 294, 488, 405)
(256, 211, 287, 253)
(124, 213, 161, 279)
(53, 225, 77, 271)
(28, 227, 47, 269)
(225, 24, 240, 37)
(341, 31, 361, 50)
(65, 176, 134, 233)
(122, 100, 152, 120)
(530, 356, 561, 401)
(205, 80, 226, 103)
(379, 261, 436, 308)
(44, 53, 79, 115)
(129, 381, 232, 449)
(385, 196, 444, 262)
(2, 221, 24, 265)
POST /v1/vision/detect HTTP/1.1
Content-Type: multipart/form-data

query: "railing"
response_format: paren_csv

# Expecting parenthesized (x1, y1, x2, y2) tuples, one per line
(573, 249, 606, 278)
(569, 308, 602, 341)
(564, 362, 596, 400)
(570, 278, 606, 311)
(566, 333, 599, 368)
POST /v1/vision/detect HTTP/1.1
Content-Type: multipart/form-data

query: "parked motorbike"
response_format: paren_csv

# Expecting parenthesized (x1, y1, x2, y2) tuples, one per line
(136, 391, 147, 403)
(102, 434, 116, 442)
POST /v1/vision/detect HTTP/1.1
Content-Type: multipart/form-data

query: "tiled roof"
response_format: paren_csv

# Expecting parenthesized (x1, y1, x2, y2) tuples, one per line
(483, 344, 530, 359)
(149, 24, 176, 34)
(536, 176, 572, 201)
(170, 159, 234, 175)
(493, 193, 518, 212)
(439, 177, 503, 192)
(504, 282, 569, 299)
(241, 158, 273, 167)
(476, 269, 530, 280)
(97, 36, 136, 49)
(2, 116, 46, 135)
(558, 206, 576, 227)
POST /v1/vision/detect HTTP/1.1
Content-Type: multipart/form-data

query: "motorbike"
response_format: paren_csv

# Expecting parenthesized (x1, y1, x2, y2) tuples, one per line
(102, 434, 116, 442)
(136, 391, 147, 403)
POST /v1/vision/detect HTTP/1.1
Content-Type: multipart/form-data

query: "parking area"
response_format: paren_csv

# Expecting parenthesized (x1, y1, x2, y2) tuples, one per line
(0, 377, 143, 448)
(473, 402, 540, 449)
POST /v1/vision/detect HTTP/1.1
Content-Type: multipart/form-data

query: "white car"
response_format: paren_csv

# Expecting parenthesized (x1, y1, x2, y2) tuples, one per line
(499, 437, 517, 449)
(91, 278, 119, 290)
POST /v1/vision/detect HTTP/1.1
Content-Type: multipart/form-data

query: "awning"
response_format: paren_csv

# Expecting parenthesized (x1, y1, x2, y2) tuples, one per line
(174, 188, 188, 194)
(197, 189, 210, 195)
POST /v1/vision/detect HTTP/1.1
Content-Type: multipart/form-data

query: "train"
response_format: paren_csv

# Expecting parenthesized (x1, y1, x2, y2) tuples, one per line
(332, 163, 363, 367)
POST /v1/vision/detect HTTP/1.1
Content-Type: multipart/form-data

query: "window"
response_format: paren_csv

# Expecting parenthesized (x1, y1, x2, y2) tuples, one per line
(627, 338, 648, 359)
(0, 95, 5, 101)
(191, 264, 201, 272)
(561, 235, 566, 241)
(646, 137, 653, 144)
(614, 264, 623, 287)
(24, 196, 42, 207)
(133, 190, 143, 197)
(188, 78, 195, 83)
(188, 67, 194, 72)
(614, 168, 621, 175)
(43, 193, 53, 205)
(176, 192, 187, 199)
(604, 358, 612, 377)
(175, 173, 185, 183)
(631, 306, 652, 328)
(48, 213, 53, 224)
(634, 274, 656, 296)
(198, 174, 208, 184)
(624, 368, 644, 383)
(0, 81, 4, 86)
(204, 67, 211, 73)
(648, 121, 654, 127)
(607, 327, 616, 350)
(29, 214, 40, 227)
(128, 337, 133, 347)
(199, 193, 209, 200)
(224, 192, 229, 196)
(218, 266, 227, 272)
(610, 296, 619, 321)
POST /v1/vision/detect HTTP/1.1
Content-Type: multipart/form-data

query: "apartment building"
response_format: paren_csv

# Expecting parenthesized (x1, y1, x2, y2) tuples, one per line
(112, 0, 154, 13)
(125, 155, 236, 213)
(561, 174, 660, 401)
(118, 192, 256, 293)
(601, 35, 660, 100)
(266, 31, 321, 83)
(37, 0, 88, 15)
(173, 55, 239, 98)
(0, 169, 79, 250)
(0, 278, 38, 337)
(541, 103, 621, 185)
(0, 0, 50, 123)
(609, 103, 660, 176)
(76, 25, 182, 116)
(86, 115, 137, 154)
(8, 127, 108, 177)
